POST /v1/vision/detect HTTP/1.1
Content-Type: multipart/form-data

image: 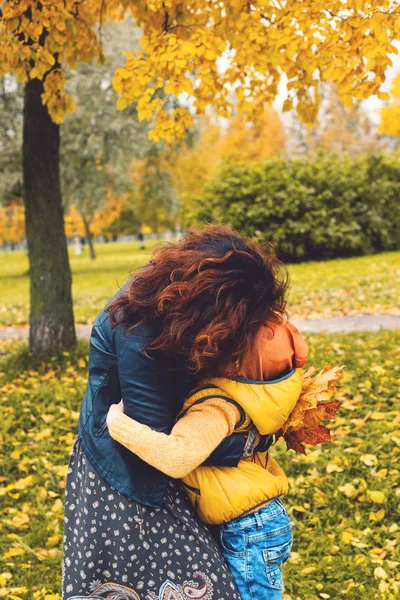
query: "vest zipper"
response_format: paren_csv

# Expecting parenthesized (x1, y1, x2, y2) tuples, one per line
(182, 482, 201, 495)
(182, 482, 201, 509)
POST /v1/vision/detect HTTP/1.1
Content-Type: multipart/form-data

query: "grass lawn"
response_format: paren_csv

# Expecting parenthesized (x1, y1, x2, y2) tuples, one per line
(0, 331, 399, 599)
(0, 243, 399, 326)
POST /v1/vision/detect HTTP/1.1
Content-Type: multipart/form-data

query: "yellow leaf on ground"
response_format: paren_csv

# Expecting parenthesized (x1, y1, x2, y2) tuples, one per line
(341, 531, 353, 544)
(291, 505, 306, 512)
(300, 566, 317, 574)
(369, 509, 385, 522)
(339, 483, 356, 498)
(367, 490, 385, 503)
(2, 547, 24, 559)
(374, 566, 387, 579)
(0, 572, 12, 586)
(360, 454, 378, 467)
(46, 535, 60, 548)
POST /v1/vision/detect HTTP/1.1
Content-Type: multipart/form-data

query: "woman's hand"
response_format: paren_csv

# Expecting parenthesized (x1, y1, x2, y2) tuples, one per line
(107, 399, 124, 428)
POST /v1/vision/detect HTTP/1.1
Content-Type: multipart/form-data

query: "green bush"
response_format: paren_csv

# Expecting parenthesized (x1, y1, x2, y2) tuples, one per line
(194, 152, 400, 262)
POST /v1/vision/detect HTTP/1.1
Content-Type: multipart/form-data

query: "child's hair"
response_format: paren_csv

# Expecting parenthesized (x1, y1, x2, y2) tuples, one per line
(107, 224, 288, 375)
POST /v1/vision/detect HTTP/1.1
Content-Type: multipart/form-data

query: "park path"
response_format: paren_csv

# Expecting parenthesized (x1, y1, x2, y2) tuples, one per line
(0, 314, 399, 340)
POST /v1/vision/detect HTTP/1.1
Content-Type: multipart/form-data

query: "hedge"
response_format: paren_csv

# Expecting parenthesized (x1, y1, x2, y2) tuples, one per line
(193, 152, 400, 262)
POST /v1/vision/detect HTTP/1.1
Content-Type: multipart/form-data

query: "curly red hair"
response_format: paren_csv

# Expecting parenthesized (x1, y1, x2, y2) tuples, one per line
(107, 225, 288, 376)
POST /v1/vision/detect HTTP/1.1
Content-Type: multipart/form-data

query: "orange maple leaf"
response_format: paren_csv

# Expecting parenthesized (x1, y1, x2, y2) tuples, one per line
(277, 365, 343, 454)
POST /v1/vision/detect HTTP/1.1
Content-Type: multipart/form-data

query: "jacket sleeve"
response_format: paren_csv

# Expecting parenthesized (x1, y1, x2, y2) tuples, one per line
(114, 327, 181, 432)
(108, 398, 241, 478)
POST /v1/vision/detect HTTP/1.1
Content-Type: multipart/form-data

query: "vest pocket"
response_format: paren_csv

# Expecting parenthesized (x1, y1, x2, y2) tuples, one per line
(181, 482, 201, 510)
(263, 539, 292, 589)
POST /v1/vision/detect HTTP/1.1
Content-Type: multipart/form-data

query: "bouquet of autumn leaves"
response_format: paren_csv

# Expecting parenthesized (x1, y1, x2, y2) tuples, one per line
(276, 365, 344, 454)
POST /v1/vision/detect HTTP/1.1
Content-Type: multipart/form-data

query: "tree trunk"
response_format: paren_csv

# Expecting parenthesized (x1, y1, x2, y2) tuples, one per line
(81, 213, 96, 260)
(23, 78, 76, 354)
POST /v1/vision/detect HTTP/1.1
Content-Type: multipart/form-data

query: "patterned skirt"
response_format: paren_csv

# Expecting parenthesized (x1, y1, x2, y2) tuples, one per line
(62, 439, 240, 600)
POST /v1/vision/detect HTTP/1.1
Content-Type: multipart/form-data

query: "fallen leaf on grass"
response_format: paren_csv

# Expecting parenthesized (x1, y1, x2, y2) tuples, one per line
(367, 490, 386, 503)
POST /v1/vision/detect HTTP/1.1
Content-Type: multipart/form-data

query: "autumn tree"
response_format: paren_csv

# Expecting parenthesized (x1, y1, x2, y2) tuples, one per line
(0, 202, 25, 247)
(220, 107, 286, 161)
(90, 190, 130, 239)
(287, 85, 382, 156)
(1, 1, 399, 354)
(61, 20, 150, 259)
(379, 73, 400, 139)
(0, 75, 25, 248)
(165, 119, 223, 226)
(168, 107, 286, 226)
(0, 76, 23, 206)
(130, 146, 178, 234)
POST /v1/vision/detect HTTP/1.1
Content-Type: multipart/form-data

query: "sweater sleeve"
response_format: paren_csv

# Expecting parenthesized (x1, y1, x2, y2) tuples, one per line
(108, 398, 241, 478)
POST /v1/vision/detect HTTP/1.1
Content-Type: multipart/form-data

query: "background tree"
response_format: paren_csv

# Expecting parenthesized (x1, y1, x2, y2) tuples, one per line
(61, 20, 149, 259)
(130, 146, 178, 234)
(0, 76, 23, 206)
(288, 86, 382, 156)
(379, 73, 400, 139)
(90, 190, 131, 239)
(0, 202, 25, 247)
(220, 107, 286, 161)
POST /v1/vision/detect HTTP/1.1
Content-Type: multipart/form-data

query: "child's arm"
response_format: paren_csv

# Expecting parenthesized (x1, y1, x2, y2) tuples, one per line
(107, 398, 241, 478)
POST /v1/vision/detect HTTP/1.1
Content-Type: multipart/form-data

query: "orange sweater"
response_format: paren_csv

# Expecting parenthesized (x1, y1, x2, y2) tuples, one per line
(108, 321, 308, 477)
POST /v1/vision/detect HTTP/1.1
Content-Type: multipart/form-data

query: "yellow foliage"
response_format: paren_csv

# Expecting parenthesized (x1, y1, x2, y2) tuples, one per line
(64, 205, 85, 238)
(0, 203, 25, 246)
(90, 191, 128, 236)
(220, 108, 286, 162)
(1, 1, 399, 140)
(64, 193, 127, 239)
(379, 73, 400, 138)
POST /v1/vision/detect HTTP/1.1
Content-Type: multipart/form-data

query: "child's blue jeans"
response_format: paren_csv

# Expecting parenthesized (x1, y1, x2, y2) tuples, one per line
(220, 497, 293, 600)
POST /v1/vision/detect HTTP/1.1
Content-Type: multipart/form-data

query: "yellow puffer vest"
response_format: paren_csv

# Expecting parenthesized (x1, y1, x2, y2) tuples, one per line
(180, 368, 303, 525)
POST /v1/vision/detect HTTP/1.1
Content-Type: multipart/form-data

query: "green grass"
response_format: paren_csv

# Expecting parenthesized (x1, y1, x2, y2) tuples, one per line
(288, 252, 400, 320)
(0, 242, 153, 326)
(0, 243, 399, 326)
(0, 331, 399, 599)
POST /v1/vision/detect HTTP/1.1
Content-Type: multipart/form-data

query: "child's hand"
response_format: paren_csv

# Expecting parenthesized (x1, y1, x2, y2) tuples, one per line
(107, 399, 124, 428)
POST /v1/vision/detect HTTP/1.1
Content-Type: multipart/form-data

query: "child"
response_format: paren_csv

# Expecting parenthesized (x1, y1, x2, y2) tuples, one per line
(107, 319, 308, 600)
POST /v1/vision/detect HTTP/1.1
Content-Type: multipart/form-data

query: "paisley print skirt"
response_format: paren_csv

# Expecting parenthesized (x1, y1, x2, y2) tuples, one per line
(62, 439, 240, 600)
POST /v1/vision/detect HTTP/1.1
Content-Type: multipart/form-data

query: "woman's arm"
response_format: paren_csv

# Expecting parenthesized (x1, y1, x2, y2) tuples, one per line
(107, 398, 241, 478)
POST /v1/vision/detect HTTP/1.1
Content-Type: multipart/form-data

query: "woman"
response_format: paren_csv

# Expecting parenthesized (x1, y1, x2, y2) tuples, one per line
(62, 225, 288, 599)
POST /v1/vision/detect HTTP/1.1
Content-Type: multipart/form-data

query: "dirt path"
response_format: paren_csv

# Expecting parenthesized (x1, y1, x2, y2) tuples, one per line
(293, 313, 400, 333)
(1, 314, 400, 340)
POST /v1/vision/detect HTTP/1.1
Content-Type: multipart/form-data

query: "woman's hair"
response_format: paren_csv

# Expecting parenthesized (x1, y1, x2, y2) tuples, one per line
(107, 225, 288, 376)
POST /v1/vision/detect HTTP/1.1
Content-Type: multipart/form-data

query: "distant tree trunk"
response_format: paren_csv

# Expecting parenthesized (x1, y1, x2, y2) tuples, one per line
(23, 78, 76, 354)
(81, 213, 96, 259)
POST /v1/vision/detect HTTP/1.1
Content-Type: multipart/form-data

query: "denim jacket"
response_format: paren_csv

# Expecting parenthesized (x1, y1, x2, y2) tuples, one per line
(77, 299, 247, 508)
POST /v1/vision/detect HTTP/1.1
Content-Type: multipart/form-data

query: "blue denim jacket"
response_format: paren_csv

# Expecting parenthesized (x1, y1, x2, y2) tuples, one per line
(78, 299, 247, 508)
